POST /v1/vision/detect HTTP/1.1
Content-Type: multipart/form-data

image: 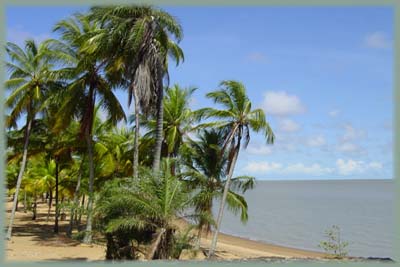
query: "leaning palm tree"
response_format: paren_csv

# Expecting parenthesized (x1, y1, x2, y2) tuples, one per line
(48, 14, 125, 243)
(181, 129, 255, 249)
(87, 5, 184, 176)
(5, 39, 63, 239)
(198, 80, 275, 257)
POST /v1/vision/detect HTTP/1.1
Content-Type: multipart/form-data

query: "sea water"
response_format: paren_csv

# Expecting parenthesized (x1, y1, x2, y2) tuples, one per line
(216, 179, 395, 258)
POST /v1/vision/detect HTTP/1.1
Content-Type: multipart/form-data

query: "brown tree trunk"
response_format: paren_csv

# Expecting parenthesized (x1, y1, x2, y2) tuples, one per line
(147, 228, 166, 260)
(32, 194, 37, 220)
(23, 191, 27, 213)
(54, 160, 59, 233)
(83, 131, 95, 243)
(67, 159, 83, 237)
(208, 140, 241, 258)
(152, 63, 164, 173)
(133, 87, 139, 180)
(6, 117, 32, 240)
(46, 189, 53, 222)
(77, 194, 85, 230)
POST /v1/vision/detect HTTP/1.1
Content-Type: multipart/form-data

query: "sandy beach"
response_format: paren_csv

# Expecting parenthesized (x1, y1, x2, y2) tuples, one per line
(4, 199, 326, 262)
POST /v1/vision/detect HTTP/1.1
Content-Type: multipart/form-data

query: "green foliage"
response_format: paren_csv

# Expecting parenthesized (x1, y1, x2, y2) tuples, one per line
(318, 225, 349, 258)
(182, 129, 254, 234)
(94, 159, 192, 260)
(142, 84, 196, 157)
(72, 230, 87, 242)
(5, 39, 64, 128)
(170, 225, 196, 259)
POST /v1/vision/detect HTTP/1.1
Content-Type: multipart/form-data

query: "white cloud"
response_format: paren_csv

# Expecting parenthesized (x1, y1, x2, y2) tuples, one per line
(243, 161, 332, 175)
(278, 118, 300, 132)
(364, 32, 391, 49)
(336, 159, 364, 175)
(7, 26, 50, 46)
(336, 158, 383, 175)
(306, 135, 326, 147)
(285, 163, 333, 175)
(243, 162, 282, 173)
(243, 159, 384, 176)
(246, 52, 267, 63)
(342, 124, 365, 142)
(262, 91, 306, 116)
(247, 145, 273, 156)
(328, 109, 340, 117)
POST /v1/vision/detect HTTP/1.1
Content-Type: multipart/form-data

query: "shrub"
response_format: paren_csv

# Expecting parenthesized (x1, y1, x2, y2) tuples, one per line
(319, 225, 349, 258)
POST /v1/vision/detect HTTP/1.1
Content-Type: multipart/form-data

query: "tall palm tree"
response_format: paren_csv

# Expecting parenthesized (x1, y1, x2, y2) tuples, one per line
(198, 80, 275, 257)
(181, 129, 255, 248)
(5, 39, 63, 239)
(87, 5, 184, 176)
(48, 14, 125, 243)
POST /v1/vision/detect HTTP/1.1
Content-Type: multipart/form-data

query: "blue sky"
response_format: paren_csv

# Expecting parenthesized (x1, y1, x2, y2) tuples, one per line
(6, 6, 394, 180)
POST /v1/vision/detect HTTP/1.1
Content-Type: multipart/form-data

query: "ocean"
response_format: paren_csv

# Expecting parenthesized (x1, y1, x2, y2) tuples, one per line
(215, 179, 395, 259)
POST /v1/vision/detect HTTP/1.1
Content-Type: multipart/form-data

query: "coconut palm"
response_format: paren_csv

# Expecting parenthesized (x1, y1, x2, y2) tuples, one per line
(48, 14, 126, 243)
(5, 39, 64, 239)
(86, 5, 184, 176)
(142, 85, 196, 160)
(198, 80, 275, 257)
(181, 129, 255, 249)
(98, 126, 134, 178)
(29, 157, 57, 221)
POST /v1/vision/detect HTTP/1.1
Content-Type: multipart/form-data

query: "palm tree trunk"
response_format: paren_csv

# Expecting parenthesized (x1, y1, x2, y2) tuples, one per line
(77, 194, 85, 230)
(152, 79, 164, 173)
(83, 131, 95, 244)
(47, 189, 53, 222)
(32, 194, 37, 220)
(208, 143, 241, 258)
(133, 88, 139, 179)
(67, 159, 84, 237)
(23, 191, 27, 213)
(54, 160, 59, 233)
(6, 117, 32, 240)
(147, 228, 166, 260)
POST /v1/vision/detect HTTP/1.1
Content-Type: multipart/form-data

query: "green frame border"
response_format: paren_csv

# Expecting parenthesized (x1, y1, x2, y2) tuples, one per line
(1, 0, 398, 266)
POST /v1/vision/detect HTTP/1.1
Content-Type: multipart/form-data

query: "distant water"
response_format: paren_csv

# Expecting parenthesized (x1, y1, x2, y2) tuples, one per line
(215, 179, 395, 258)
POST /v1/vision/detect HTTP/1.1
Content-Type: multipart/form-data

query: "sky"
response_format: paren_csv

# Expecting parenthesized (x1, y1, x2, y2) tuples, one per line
(5, 6, 394, 180)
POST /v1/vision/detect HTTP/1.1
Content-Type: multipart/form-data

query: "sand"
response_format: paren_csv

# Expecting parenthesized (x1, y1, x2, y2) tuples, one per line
(4, 199, 326, 262)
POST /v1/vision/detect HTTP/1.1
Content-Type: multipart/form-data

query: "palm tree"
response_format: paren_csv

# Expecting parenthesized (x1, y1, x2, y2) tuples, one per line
(48, 14, 125, 243)
(5, 39, 63, 239)
(29, 157, 57, 221)
(142, 85, 196, 160)
(87, 5, 184, 176)
(181, 129, 255, 249)
(98, 126, 134, 178)
(198, 80, 275, 257)
(94, 159, 191, 260)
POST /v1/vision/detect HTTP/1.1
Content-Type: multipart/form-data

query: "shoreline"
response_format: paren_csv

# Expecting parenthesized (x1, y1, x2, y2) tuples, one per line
(212, 231, 326, 258)
(6, 200, 325, 261)
(175, 218, 327, 259)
